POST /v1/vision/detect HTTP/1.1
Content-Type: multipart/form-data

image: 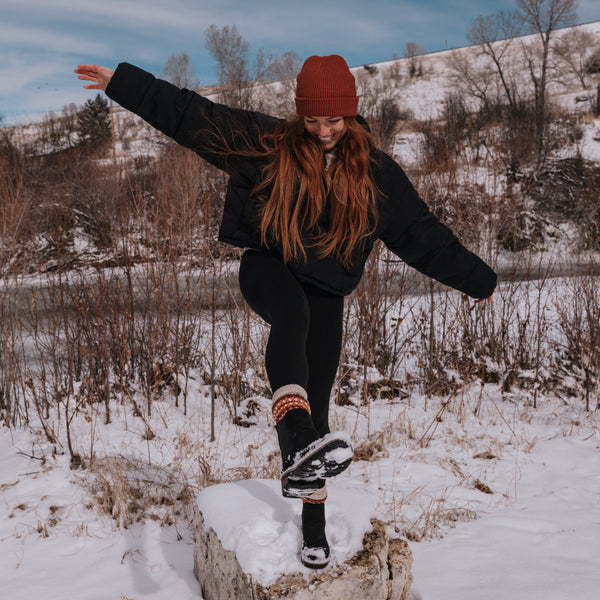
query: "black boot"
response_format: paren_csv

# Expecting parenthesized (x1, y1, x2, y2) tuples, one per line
(276, 407, 320, 472)
(301, 502, 330, 569)
(276, 408, 353, 498)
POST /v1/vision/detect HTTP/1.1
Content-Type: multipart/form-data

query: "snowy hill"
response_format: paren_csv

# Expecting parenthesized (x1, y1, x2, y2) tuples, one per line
(1, 19, 600, 600)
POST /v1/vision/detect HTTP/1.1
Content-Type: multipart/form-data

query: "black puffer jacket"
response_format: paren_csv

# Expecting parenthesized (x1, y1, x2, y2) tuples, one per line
(106, 62, 497, 299)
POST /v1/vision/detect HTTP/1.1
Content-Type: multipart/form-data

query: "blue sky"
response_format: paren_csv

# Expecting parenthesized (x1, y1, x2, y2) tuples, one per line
(2, 0, 599, 125)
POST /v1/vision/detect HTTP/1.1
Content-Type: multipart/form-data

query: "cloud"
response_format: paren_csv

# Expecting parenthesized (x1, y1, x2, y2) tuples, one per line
(0, 25, 108, 56)
(0, 60, 58, 96)
(0, 52, 89, 123)
(2, 0, 598, 123)
(4, 0, 226, 36)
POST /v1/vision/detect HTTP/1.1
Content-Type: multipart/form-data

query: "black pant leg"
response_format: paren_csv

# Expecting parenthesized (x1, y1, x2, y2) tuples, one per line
(238, 250, 310, 391)
(304, 290, 344, 436)
(239, 250, 344, 432)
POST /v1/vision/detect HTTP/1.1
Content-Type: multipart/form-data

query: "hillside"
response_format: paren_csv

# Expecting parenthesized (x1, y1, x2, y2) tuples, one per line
(1, 20, 600, 600)
(3, 22, 599, 279)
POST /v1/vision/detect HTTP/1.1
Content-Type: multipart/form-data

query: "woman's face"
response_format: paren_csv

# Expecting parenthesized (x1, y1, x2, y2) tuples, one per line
(303, 116, 347, 151)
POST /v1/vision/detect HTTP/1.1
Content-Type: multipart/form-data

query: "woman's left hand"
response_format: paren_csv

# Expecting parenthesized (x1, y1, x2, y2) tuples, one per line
(463, 291, 494, 310)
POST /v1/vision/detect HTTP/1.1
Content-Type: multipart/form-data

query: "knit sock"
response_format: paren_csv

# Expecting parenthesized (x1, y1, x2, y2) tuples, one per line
(272, 384, 311, 423)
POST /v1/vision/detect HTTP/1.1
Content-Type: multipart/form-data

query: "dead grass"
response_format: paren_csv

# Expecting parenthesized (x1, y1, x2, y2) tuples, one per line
(82, 456, 194, 528)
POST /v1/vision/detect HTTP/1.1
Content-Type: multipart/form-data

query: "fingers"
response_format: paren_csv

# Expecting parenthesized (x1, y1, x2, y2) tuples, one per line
(75, 63, 113, 91)
(75, 66, 100, 85)
(74, 64, 98, 76)
(76, 74, 103, 90)
(463, 292, 493, 311)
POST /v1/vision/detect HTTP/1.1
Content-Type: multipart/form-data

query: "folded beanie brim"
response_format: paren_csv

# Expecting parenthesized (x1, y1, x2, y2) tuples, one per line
(295, 96, 359, 117)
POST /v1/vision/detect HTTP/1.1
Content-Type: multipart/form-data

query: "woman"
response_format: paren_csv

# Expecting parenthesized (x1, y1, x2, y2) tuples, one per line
(75, 55, 496, 569)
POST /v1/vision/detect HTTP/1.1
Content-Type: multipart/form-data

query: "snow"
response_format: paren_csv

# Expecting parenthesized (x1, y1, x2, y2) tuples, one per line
(580, 122, 600, 162)
(2, 19, 600, 600)
(0, 429, 201, 600)
(197, 479, 375, 586)
(1, 381, 599, 599)
(411, 437, 600, 600)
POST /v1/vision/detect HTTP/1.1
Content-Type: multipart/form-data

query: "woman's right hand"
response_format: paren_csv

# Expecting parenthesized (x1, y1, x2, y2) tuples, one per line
(74, 64, 114, 92)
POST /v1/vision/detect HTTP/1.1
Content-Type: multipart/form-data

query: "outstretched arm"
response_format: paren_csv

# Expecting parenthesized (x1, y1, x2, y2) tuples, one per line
(75, 62, 280, 180)
(74, 64, 114, 92)
(376, 154, 497, 301)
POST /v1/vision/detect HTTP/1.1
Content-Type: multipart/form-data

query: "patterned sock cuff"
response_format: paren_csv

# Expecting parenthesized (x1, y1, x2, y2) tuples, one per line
(272, 395, 311, 423)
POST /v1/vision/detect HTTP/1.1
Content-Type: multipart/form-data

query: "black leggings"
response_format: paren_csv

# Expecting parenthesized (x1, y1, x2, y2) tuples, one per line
(238, 250, 344, 437)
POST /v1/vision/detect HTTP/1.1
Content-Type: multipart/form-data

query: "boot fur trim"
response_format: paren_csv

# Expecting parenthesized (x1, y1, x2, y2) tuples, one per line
(272, 384, 307, 405)
(303, 485, 328, 504)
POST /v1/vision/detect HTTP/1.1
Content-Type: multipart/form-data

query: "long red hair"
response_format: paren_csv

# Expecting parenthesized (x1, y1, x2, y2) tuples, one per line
(254, 116, 378, 267)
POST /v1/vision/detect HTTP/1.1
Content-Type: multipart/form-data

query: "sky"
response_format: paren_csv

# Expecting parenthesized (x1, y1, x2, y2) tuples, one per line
(1, 0, 600, 125)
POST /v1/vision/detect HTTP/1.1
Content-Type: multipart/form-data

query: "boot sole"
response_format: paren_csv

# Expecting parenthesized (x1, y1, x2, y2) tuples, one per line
(281, 432, 353, 498)
(301, 545, 330, 569)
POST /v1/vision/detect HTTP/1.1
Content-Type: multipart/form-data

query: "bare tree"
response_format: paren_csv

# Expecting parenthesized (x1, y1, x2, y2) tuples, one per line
(61, 103, 79, 148)
(205, 24, 253, 109)
(403, 42, 426, 77)
(516, 0, 578, 159)
(257, 50, 304, 116)
(161, 52, 200, 89)
(552, 27, 598, 90)
(265, 51, 303, 90)
(467, 11, 521, 109)
(356, 72, 404, 153)
(445, 49, 495, 110)
(253, 48, 271, 83)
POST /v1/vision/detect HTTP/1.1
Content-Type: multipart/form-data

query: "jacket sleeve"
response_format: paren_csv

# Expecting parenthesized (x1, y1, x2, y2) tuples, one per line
(105, 62, 279, 183)
(376, 155, 497, 299)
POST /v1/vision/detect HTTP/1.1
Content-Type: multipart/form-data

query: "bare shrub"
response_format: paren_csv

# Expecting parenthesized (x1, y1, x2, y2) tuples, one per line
(483, 100, 539, 176)
(403, 42, 426, 78)
(0, 142, 35, 275)
(496, 211, 547, 252)
(353, 427, 390, 461)
(526, 156, 590, 220)
(517, 157, 600, 251)
(417, 92, 485, 172)
(356, 70, 406, 153)
(341, 243, 423, 408)
(586, 47, 600, 74)
(554, 273, 600, 411)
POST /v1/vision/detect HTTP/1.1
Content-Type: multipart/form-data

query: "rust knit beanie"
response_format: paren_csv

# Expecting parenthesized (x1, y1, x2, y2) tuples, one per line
(295, 55, 358, 117)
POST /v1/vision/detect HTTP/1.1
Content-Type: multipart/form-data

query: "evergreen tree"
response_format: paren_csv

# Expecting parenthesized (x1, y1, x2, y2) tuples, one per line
(77, 94, 111, 149)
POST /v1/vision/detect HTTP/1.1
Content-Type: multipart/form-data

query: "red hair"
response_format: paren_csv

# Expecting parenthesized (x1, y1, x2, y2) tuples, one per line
(254, 117, 378, 267)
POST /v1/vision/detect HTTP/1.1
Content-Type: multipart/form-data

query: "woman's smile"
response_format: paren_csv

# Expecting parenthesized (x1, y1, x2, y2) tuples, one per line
(303, 116, 347, 150)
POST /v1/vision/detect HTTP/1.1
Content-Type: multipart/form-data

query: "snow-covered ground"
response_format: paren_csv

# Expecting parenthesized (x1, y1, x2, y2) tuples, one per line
(411, 437, 600, 600)
(2, 19, 600, 600)
(0, 427, 201, 600)
(1, 373, 598, 599)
